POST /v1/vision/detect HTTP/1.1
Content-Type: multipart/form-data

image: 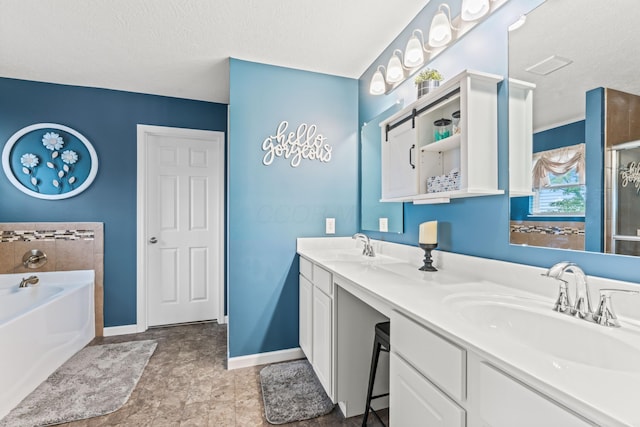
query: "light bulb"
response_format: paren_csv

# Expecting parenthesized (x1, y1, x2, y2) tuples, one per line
(404, 35, 425, 68)
(429, 8, 452, 48)
(369, 69, 386, 95)
(386, 54, 404, 83)
(461, 0, 490, 21)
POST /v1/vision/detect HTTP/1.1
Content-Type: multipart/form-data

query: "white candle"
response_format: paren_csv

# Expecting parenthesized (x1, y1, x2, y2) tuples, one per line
(419, 221, 438, 244)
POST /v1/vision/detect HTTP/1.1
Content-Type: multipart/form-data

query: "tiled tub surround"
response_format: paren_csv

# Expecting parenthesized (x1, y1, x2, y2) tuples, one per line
(0, 222, 104, 336)
(0, 270, 95, 420)
(298, 237, 640, 426)
(510, 220, 585, 250)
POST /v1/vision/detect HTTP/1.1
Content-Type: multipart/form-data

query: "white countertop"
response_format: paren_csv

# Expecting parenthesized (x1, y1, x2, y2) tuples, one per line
(297, 237, 640, 427)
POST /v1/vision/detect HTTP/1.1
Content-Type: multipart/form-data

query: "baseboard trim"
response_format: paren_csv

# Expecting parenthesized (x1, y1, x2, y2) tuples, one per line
(103, 324, 139, 337)
(227, 347, 305, 370)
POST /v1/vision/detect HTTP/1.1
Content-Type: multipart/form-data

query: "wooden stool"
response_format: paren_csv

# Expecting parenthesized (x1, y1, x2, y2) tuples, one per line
(362, 321, 390, 426)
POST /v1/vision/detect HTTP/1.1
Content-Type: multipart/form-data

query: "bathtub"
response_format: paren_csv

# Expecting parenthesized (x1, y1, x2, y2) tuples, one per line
(0, 270, 95, 419)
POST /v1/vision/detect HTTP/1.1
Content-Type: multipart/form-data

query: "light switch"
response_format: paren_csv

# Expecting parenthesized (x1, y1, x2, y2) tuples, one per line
(379, 218, 389, 232)
(326, 218, 335, 234)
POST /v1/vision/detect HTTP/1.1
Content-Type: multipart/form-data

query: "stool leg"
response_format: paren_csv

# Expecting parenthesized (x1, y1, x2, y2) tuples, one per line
(362, 336, 382, 427)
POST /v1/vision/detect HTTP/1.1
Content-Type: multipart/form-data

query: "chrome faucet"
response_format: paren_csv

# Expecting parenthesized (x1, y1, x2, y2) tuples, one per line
(543, 262, 640, 327)
(19, 275, 39, 288)
(543, 262, 592, 319)
(592, 288, 639, 327)
(352, 233, 375, 257)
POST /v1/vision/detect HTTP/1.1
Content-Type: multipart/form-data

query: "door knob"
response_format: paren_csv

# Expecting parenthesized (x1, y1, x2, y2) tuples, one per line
(149, 237, 158, 244)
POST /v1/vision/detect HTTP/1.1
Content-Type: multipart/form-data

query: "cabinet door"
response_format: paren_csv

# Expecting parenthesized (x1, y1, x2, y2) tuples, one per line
(381, 120, 418, 199)
(299, 274, 313, 361)
(390, 353, 465, 427)
(477, 362, 591, 427)
(312, 289, 333, 398)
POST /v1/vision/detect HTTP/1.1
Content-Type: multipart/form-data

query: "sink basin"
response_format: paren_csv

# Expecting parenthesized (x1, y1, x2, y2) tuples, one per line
(316, 249, 399, 265)
(0, 285, 19, 296)
(447, 294, 640, 373)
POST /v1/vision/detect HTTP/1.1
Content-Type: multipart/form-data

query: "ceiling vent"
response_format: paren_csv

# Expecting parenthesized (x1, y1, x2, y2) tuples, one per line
(525, 55, 573, 76)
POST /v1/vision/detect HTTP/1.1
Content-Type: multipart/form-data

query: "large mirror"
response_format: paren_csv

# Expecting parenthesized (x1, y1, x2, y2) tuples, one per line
(508, 0, 640, 255)
(361, 104, 404, 233)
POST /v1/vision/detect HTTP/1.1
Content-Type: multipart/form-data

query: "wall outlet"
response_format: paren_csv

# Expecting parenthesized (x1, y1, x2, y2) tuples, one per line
(326, 218, 335, 234)
(379, 218, 389, 232)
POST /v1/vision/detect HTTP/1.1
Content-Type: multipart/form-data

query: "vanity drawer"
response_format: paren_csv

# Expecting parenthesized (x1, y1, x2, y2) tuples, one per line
(313, 264, 333, 296)
(392, 311, 466, 401)
(300, 257, 313, 281)
(390, 352, 465, 427)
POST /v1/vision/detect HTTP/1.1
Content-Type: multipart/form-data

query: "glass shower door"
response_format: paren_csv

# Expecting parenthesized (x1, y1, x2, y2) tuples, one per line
(610, 140, 640, 255)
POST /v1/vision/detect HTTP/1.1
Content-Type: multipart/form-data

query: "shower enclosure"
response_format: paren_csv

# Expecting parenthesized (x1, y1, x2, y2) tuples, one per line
(607, 140, 640, 255)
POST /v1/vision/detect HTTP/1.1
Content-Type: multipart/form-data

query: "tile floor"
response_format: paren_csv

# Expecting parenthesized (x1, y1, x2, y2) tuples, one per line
(61, 322, 388, 426)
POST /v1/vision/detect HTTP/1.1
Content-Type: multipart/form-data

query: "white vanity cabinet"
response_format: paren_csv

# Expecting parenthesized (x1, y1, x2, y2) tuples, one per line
(299, 256, 335, 401)
(380, 70, 504, 204)
(391, 310, 593, 427)
(391, 311, 466, 426)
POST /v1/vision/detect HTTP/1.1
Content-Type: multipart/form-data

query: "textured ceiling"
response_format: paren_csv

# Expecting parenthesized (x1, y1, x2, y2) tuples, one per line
(509, 0, 640, 132)
(0, 0, 428, 103)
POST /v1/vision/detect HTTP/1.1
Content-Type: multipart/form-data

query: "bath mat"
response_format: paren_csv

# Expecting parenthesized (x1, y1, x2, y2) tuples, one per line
(0, 340, 157, 427)
(259, 359, 335, 424)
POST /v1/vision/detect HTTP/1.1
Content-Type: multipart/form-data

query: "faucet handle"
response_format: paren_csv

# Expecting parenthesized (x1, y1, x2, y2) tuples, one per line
(552, 278, 571, 313)
(593, 289, 639, 327)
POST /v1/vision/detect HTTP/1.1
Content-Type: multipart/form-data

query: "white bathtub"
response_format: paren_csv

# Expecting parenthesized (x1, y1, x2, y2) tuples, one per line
(0, 270, 95, 419)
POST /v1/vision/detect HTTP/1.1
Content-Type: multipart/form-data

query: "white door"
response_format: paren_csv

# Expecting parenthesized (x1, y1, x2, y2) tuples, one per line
(139, 125, 224, 328)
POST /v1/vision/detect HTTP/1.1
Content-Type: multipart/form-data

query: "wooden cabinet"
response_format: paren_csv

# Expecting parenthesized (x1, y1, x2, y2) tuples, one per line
(380, 70, 504, 204)
(298, 256, 335, 401)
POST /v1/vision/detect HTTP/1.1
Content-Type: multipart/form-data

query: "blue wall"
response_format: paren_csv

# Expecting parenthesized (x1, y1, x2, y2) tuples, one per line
(358, 0, 640, 284)
(0, 78, 227, 327)
(228, 59, 358, 357)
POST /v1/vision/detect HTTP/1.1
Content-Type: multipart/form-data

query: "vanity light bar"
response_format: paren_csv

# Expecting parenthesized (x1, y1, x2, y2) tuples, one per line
(369, 0, 509, 96)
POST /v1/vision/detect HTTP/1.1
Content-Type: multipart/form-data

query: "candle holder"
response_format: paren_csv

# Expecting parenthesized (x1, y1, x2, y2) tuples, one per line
(419, 243, 438, 271)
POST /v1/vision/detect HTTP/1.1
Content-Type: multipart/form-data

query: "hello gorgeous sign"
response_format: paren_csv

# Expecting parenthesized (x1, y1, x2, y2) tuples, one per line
(262, 121, 332, 167)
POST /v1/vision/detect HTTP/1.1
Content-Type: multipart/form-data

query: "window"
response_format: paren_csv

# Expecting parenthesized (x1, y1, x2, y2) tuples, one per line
(531, 143, 585, 216)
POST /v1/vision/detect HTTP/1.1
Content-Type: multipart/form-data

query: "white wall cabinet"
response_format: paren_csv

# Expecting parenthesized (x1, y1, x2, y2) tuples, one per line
(391, 310, 593, 427)
(380, 70, 504, 204)
(299, 256, 335, 401)
(381, 120, 418, 199)
(508, 78, 536, 197)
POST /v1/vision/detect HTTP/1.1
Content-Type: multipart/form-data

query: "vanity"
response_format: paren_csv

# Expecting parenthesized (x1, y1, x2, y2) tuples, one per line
(297, 237, 640, 426)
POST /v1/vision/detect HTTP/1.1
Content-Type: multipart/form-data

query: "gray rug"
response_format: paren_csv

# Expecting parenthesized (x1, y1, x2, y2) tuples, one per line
(0, 340, 157, 427)
(260, 359, 335, 424)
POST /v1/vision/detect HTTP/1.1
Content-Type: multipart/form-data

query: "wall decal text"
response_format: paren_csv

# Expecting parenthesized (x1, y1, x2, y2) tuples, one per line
(262, 121, 332, 167)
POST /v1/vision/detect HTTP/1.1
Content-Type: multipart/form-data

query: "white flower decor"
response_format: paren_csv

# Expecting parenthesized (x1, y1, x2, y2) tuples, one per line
(2, 123, 98, 200)
(42, 132, 64, 150)
(20, 153, 39, 168)
(61, 150, 78, 165)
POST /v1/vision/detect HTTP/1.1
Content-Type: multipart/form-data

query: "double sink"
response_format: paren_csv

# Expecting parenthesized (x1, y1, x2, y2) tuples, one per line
(313, 244, 640, 375)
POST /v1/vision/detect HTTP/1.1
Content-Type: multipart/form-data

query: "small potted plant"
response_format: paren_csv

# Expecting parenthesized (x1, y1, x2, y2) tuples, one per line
(415, 69, 443, 98)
